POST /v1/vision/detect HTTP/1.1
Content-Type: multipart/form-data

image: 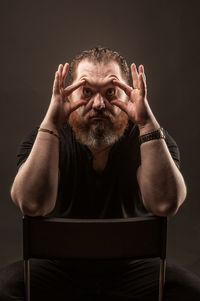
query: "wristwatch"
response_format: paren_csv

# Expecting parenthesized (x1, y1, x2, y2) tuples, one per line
(139, 127, 166, 145)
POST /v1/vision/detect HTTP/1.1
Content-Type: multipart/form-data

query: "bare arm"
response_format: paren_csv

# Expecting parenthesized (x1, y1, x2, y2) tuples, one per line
(137, 121, 186, 216)
(11, 64, 86, 216)
(11, 131, 60, 216)
(111, 64, 187, 216)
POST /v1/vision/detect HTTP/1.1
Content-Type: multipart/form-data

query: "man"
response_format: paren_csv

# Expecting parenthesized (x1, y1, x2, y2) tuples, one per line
(0, 47, 200, 300)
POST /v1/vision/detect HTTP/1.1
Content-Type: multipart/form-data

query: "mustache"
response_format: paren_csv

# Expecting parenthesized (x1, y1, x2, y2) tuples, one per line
(88, 111, 112, 120)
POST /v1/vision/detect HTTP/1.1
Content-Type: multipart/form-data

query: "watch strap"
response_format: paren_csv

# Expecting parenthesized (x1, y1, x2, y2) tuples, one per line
(139, 127, 166, 145)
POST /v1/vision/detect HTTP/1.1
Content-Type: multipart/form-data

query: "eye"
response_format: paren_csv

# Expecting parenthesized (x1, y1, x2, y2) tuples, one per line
(106, 88, 115, 98)
(83, 87, 93, 99)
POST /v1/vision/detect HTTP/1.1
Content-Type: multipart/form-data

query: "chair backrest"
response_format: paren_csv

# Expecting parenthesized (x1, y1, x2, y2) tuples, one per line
(23, 216, 167, 261)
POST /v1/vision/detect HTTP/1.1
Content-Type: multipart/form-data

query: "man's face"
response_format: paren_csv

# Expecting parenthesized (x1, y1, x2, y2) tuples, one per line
(68, 59, 129, 150)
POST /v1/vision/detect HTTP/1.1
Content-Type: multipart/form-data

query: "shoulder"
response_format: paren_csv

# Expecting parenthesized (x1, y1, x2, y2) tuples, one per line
(164, 128, 180, 168)
(59, 122, 74, 141)
(16, 123, 74, 169)
(124, 120, 139, 138)
(121, 122, 181, 167)
(17, 126, 39, 168)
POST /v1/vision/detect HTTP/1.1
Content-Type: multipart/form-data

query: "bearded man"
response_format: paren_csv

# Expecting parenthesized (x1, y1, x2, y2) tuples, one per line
(1, 47, 200, 300)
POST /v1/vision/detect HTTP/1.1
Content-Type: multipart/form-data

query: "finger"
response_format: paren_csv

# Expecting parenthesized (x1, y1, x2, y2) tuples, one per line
(110, 99, 128, 114)
(139, 65, 147, 85)
(58, 64, 63, 89)
(112, 80, 133, 97)
(103, 98, 116, 115)
(138, 73, 146, 97)
(81, 97, 94, 115)
(131, 63, 139, 88)
(138, 64, 144, 73)
(82, 96, 116, 117)
(62, 63, 69, 87)
(70, 99, 87, 113)
(64, 80, 85, 96)
(53, 71, 60, 94)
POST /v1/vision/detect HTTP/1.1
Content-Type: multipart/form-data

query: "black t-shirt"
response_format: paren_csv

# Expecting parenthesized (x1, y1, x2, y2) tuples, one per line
(17, 121, 180, 218)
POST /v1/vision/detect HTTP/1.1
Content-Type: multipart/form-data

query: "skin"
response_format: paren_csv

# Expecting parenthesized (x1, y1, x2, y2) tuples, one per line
(69, 60, 127, 118)
(11, 59, 187, 216)
(68, 60, 129, 163)
(10, 64, 87, 216)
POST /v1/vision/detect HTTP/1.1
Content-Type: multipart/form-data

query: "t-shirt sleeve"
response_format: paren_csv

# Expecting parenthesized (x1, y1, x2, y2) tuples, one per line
(164, 129, 180, 168)
(16, 127, 39, 169)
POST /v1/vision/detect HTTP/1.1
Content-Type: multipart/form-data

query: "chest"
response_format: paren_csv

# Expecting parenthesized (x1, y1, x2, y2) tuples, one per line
(92, 151, 109, 172)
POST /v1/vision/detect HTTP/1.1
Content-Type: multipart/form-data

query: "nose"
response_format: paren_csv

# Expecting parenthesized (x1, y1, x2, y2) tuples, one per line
(92, 93, 105, 110)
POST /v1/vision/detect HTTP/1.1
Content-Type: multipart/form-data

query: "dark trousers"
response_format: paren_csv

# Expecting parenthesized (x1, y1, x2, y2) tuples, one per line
(0, 258, 200, 300)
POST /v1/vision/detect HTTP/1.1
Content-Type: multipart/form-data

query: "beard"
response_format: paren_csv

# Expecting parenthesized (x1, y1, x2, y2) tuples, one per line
(68, 108, 128, 149)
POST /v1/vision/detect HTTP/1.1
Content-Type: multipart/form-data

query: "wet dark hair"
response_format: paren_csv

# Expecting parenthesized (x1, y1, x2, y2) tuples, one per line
(68, 46, 129, 84)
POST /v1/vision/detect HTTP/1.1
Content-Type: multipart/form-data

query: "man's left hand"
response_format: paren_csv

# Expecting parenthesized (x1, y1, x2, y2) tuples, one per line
(111, 64, 155, 130)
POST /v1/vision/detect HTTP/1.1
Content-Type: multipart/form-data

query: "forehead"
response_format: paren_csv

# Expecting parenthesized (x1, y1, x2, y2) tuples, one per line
(74, 60, 124, 85)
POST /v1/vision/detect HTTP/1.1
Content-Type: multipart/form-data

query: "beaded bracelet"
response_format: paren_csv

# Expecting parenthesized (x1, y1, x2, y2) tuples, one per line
(38, 128, 60, 140)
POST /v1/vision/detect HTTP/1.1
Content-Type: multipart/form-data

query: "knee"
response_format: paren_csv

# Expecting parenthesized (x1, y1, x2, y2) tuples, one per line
(0, 261, 24, 301)
(165, 262, 200, 301)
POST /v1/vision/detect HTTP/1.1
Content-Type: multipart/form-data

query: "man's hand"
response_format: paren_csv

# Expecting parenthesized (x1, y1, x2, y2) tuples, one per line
(111, 64, 158, 132)
(111, 65, 186, 216)
(41, 63, 86, 131)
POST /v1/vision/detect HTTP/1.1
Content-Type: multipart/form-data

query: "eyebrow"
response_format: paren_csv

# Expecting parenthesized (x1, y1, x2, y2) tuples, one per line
(80, 76, 119, 89)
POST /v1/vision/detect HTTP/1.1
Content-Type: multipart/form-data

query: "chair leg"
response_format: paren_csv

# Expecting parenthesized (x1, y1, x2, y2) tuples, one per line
(24, 259, 30, 301)
(159, 258, 166, 301)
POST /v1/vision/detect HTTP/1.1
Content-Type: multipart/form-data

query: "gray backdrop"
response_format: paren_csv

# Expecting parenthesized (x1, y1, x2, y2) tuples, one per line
(1, 0, 200, 276)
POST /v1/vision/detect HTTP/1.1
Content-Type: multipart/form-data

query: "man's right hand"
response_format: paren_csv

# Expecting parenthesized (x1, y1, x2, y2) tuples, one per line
(40, 63, 86, 132)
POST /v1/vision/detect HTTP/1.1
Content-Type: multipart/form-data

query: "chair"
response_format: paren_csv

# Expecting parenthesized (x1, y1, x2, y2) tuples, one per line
(23, 215, 167, 301)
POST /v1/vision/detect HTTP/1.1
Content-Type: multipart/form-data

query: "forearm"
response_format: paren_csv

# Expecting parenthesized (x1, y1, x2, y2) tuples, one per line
(11, 64, 86, 216)
(11, 130, 59, 216)
(112, 63, 187, 215)
(137, 137, 187, 216)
